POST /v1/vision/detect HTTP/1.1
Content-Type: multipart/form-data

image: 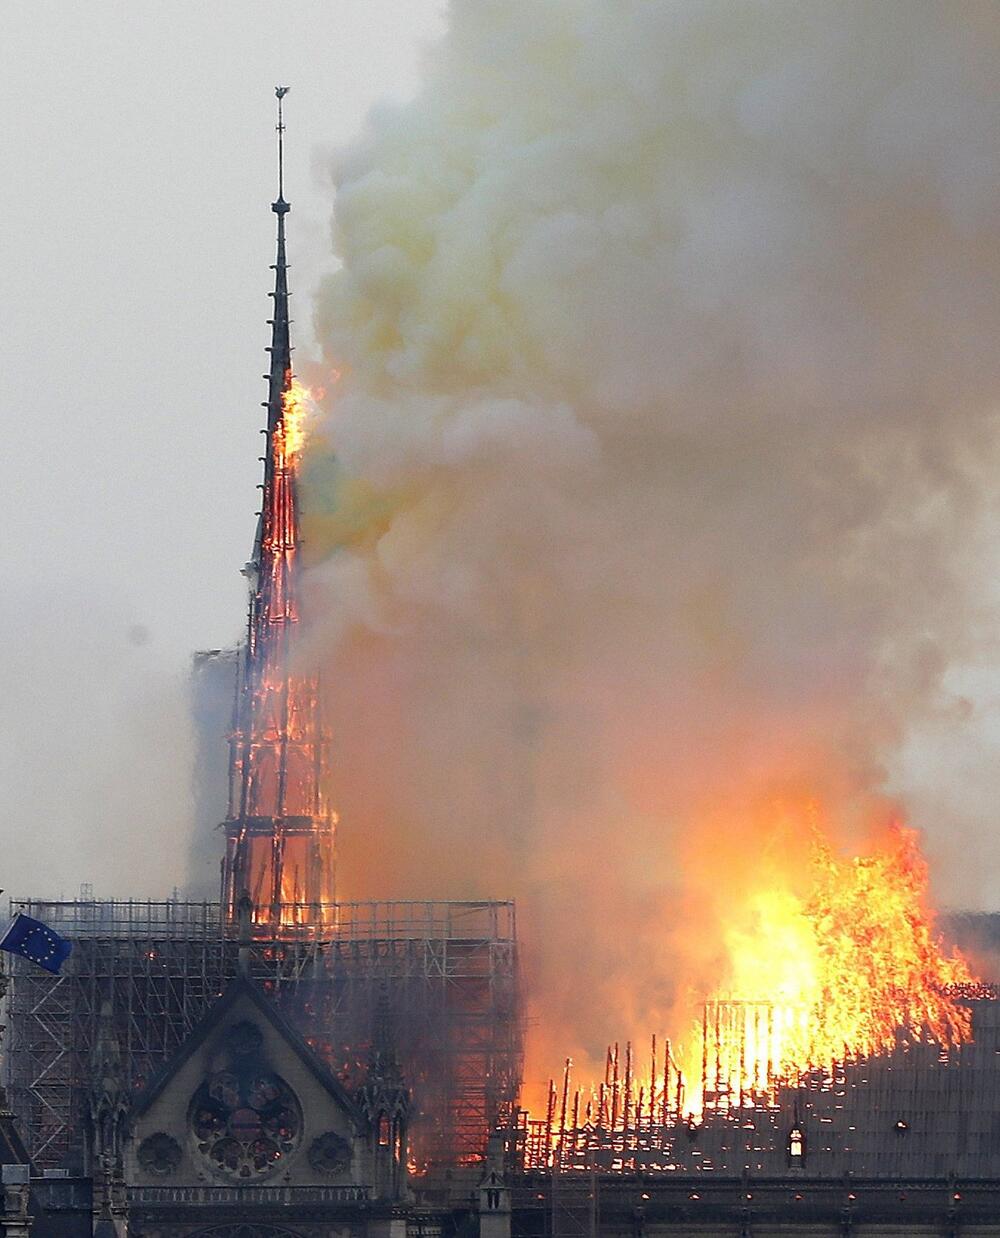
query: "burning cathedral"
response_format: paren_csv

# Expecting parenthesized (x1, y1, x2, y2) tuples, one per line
(6, 89, 1000, 1238)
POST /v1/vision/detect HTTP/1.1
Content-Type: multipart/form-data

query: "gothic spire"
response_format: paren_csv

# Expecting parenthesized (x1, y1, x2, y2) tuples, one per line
(255, 85, 293, 568)
(266, 87, 292, 435)
(222, 87, 337, 930)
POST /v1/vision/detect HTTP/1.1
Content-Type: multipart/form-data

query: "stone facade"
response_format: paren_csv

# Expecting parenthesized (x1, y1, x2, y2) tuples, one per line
(121, 979, 408, 1238)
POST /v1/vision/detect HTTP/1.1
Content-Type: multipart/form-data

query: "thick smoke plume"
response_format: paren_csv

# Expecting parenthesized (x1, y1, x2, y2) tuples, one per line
(306, 0, 1000, 1098)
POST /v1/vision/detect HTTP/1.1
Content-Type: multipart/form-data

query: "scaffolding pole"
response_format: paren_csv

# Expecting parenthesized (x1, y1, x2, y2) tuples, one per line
(4, 898, 522, 1172)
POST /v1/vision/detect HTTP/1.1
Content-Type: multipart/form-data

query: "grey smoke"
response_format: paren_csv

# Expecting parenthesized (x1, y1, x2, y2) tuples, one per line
(306, 0, 1000, 1091)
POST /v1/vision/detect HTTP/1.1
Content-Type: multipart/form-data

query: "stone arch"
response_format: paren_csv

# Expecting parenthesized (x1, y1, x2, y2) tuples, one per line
(188, 1226, 306, 1238)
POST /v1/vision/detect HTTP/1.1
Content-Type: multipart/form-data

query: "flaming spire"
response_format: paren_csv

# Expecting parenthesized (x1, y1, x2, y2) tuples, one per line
(222, 87, 337, 932)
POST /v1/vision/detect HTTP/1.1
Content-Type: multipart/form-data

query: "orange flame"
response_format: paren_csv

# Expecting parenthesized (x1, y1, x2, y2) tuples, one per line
(277, 377, 312, 460)
(526, 814, 977, 1151)
(682, 821, 974, 1113)
(223, 367, 335, 933)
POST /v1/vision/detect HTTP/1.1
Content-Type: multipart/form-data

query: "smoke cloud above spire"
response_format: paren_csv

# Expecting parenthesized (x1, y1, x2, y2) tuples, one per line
(306, 0, 1000, 1092)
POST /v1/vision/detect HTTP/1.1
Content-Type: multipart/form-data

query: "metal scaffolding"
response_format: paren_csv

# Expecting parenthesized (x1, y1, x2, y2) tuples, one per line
(3, 898, 522, 1172)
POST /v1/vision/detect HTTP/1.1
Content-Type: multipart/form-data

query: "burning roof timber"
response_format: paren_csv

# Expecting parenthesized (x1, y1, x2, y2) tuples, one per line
(516, 989, 1000, 1178)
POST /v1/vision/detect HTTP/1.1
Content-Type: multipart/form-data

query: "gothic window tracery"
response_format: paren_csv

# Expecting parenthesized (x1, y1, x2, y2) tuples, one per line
(307, 1130, 352, 1175)
(188, 1226, 305, 1238)
(188, 1021, 302, 1181)
(137, 1132, 182, 1177)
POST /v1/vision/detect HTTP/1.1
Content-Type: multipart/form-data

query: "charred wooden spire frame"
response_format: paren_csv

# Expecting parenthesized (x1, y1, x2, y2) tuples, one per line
(222, 87, 337, 931)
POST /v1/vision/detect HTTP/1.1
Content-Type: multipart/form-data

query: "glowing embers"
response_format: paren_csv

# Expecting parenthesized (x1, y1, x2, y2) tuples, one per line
(234, 677, 328, 818)
(222, 818, 337, 933)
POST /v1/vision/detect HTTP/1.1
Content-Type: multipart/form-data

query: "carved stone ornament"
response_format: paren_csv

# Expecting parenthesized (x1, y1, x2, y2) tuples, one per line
(228, 1021, 264, 1058)
(188, 1228, 305, 1238)
(189, 1066, 302, 1182)
(307, 1130, 352, 1175)
(137, 1132, 182, 1176)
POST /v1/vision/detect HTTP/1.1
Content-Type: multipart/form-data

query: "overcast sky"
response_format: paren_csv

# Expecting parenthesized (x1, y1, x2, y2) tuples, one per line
(2, 1, 999, 923)
(0, 2, 445, 897)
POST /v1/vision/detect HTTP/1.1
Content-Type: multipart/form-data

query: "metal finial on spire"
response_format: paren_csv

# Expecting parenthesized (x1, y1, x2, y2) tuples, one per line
(274, 85, 290, 214)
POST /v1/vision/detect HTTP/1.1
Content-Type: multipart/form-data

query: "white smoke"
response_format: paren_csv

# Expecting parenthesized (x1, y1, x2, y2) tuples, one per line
(306, 0, 1000, 1093)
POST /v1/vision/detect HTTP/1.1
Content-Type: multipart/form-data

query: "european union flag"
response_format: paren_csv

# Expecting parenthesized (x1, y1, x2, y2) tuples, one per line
(0, 914, 72, 974)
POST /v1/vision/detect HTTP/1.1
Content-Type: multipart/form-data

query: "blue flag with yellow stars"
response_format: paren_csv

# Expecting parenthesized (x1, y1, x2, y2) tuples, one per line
(0, 913, 72, 974)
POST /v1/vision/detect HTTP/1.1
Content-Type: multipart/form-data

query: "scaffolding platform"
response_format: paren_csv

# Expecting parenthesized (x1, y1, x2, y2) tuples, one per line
(3, 898, 522, 1172)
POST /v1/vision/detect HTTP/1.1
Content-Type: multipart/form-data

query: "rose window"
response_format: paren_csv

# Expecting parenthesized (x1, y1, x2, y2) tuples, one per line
(137, 1132, 182, 1177)
(190, 1067, 302, 1181)
(307, 1130, 352, 1175)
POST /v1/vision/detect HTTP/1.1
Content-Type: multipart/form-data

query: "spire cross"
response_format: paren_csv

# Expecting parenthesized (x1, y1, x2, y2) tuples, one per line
(275, 85, 290, 208)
